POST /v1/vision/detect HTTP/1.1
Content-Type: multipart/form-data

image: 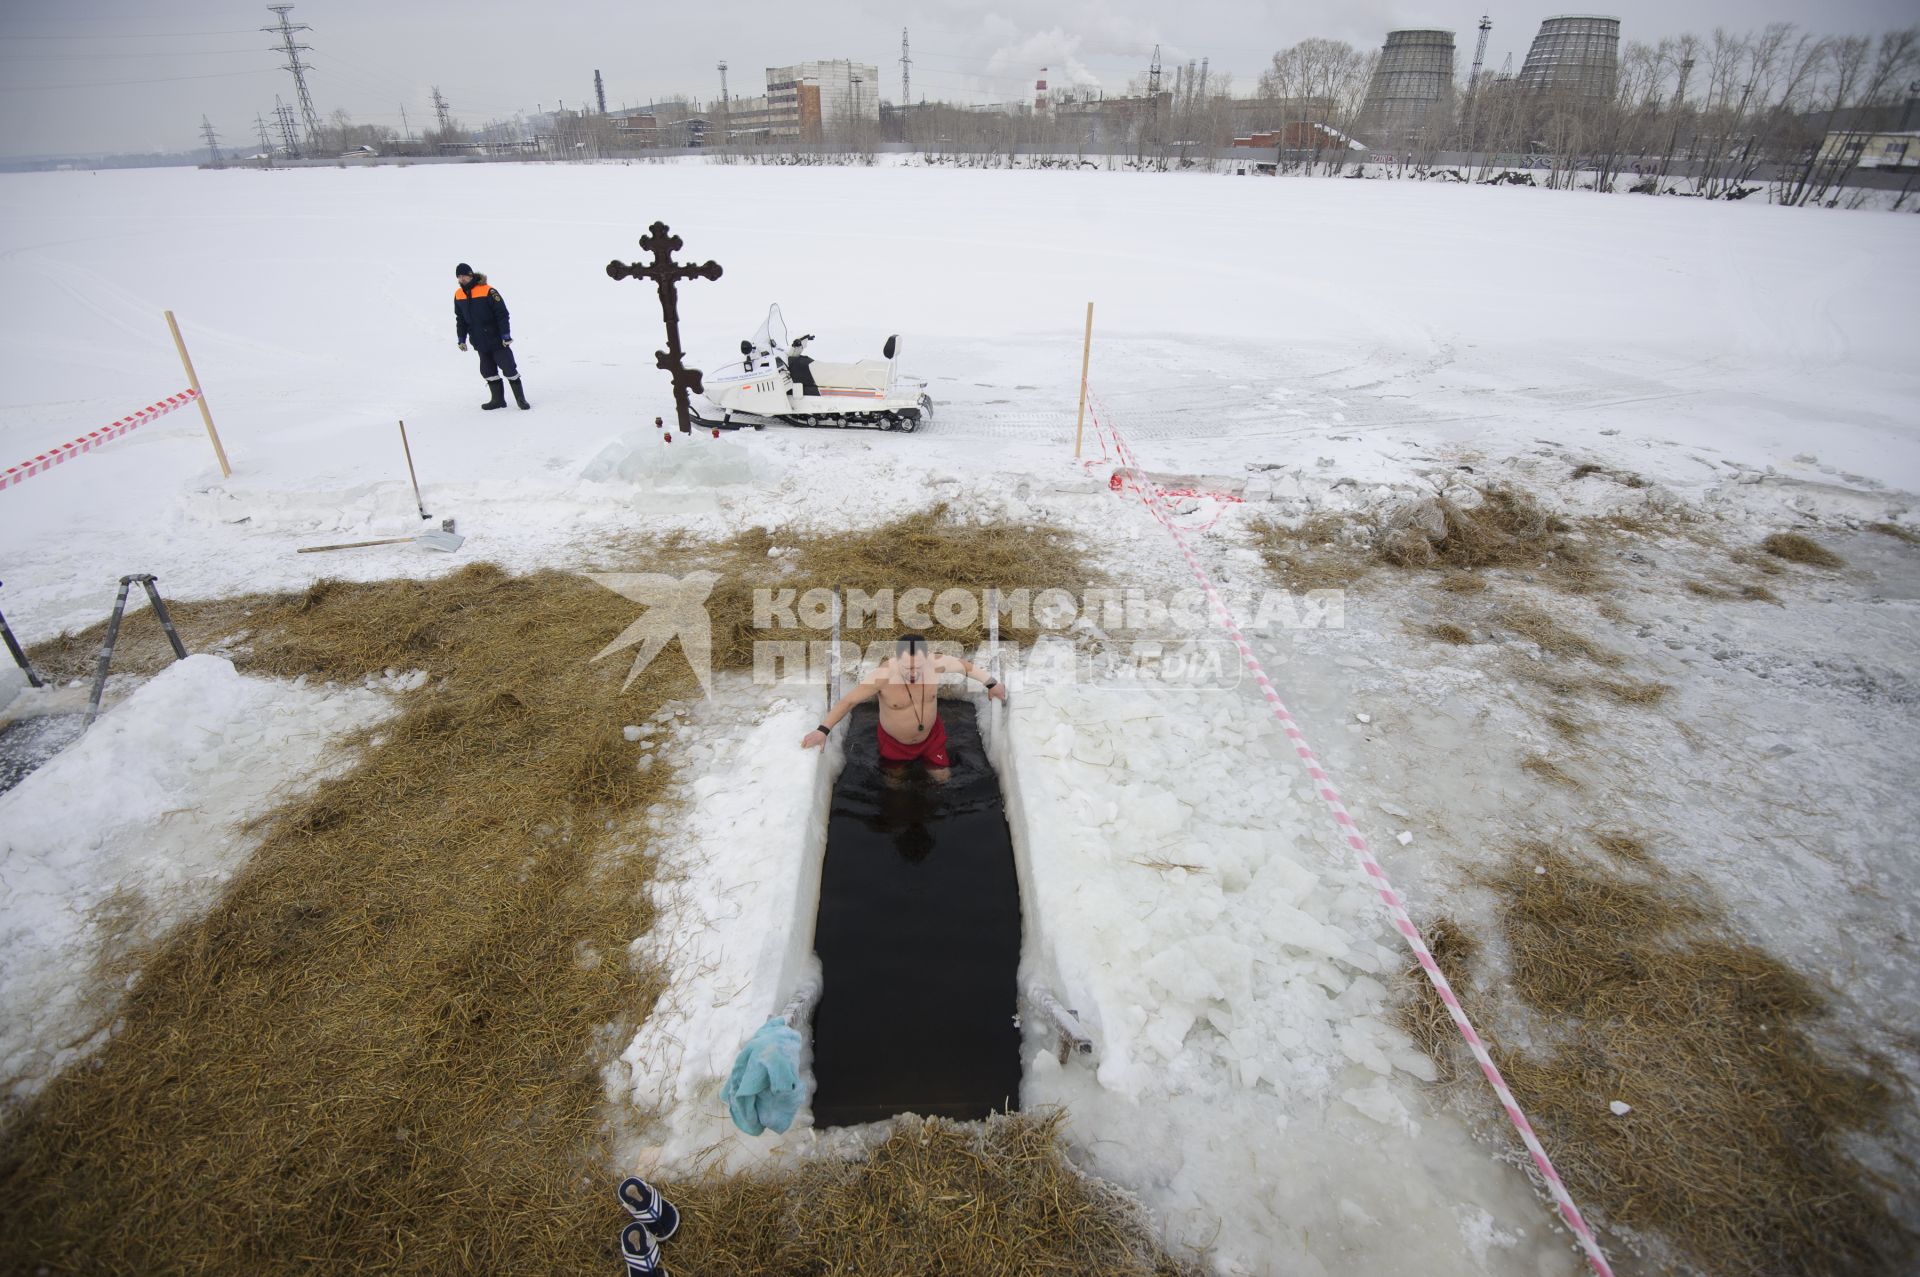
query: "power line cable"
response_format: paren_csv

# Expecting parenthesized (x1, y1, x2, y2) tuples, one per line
(0, 49, 267, 60)
(0, 28, 260, 39)
(0, 67, 275, 91)
(304, 48, 418, 98)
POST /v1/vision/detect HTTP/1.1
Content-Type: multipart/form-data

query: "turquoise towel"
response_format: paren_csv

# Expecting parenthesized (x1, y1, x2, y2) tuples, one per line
(723, 1017, 805, 1136)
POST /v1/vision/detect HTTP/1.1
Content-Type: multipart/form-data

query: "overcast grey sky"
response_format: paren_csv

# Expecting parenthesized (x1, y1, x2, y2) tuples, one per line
(1, 0, 1913, 157)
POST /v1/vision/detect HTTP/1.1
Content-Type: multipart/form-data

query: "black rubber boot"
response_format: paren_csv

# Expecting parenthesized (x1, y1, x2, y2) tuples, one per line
(481, 378, 506, 410)
(509, 376, 530, 410)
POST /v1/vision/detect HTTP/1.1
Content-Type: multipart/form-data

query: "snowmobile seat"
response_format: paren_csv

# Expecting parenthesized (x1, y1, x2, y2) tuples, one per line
(789, 354, 820, 396)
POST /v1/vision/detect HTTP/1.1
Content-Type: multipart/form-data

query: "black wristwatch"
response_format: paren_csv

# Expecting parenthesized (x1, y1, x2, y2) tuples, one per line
(816, 722, 831, 735)
(984, 679, 999, 690)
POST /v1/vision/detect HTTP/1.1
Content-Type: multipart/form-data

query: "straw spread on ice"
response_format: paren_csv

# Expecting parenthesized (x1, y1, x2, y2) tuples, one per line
(1247, 481, 1907, 1274)
(3, 516, 1214, 1276)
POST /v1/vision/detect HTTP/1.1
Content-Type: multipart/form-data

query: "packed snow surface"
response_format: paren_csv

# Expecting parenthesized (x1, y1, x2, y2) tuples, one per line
(1, 163, 1914, 637)
(0, 655, 390, 1104)
(2, 161, 1916, 1276)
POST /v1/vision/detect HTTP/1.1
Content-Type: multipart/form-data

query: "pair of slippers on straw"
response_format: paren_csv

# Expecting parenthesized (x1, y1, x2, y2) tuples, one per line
(618, 1176, 680, 1276)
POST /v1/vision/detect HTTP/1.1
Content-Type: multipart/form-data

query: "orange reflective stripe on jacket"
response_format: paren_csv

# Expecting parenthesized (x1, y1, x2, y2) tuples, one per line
(455, 283, 492, 299)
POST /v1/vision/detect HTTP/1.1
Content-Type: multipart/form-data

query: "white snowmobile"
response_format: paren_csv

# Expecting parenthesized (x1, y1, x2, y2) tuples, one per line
(697, 304, 933, 432)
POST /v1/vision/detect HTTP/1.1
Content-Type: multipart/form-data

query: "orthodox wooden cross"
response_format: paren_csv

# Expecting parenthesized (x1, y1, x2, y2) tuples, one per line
(606, 221, 723, 434)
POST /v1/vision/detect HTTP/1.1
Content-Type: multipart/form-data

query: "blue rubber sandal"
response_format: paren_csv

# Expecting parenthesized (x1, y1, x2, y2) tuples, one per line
(620, 1220, 665, 1276)
(618, 1175, 681, 1241)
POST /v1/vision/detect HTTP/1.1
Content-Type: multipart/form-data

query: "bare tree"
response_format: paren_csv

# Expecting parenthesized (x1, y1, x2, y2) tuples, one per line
(1741, 26, 1827, 195)
(1261, 40, 1374, 173)
(1577, 42, 1663, 191)
(1646, 34, 1702, 188)
(1696, 24, 1807, 195)
(1781, 27, 1919, 205)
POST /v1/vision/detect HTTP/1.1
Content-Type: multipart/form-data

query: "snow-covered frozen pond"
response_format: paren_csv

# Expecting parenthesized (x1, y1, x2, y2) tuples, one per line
(1, 159, 1915, 1277)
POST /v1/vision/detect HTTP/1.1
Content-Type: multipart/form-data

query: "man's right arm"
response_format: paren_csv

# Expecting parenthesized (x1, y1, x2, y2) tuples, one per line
(454, 295, 468, 346)
(823, 676, 880, 729)
(802, 672, 881, 748)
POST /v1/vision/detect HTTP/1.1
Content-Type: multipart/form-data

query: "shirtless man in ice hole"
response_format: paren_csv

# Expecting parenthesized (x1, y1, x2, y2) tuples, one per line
(800, 634, 1005, 783)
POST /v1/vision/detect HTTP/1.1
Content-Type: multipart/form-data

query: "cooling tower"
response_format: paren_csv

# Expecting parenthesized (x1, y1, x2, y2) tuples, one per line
(1517, 15, 1620, 99)
(1356, 29, 1457, 147)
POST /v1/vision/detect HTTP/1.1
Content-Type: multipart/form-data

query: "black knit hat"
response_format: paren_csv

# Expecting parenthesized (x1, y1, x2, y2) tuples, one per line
(455, 262, 473, 276)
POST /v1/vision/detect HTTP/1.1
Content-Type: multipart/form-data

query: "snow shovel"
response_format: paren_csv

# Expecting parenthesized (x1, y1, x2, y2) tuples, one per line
(297, 524, 464, 554)
(398, 419, 433, 522)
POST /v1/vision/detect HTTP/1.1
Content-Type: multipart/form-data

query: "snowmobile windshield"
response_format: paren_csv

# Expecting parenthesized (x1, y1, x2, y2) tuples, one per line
(751, 304, 789, 357)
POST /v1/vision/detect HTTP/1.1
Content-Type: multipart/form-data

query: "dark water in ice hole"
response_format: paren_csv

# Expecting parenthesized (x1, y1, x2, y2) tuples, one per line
(808, 700, 1024, 1128)
(0, 712, 87, 797)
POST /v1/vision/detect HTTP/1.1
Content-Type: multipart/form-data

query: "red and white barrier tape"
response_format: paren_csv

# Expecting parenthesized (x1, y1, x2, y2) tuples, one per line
(1082, 399, 1245, 533)
(1106, 467, 1245, 526)
(0, 390, 200, 492)
(1087, 391, 1616, 1277)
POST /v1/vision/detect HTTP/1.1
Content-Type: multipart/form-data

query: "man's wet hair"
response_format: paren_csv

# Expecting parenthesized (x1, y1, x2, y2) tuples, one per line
(895, 633, 927, 653)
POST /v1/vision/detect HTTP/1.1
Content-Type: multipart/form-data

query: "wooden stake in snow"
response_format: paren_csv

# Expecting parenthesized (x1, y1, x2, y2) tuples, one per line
(297, 529, 464, 554)
(163, 310, 232, 478)
(987, 585, 1007, 706)
(1072, 302, 1094, 460)
(828, 584, 843, 709)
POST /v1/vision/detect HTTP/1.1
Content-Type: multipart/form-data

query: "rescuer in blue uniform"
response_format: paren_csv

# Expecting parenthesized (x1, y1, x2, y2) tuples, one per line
(454, 263, 530, 410)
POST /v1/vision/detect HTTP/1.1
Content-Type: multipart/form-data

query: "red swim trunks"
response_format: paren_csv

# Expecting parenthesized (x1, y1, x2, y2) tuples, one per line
(877, 715, 949, 769)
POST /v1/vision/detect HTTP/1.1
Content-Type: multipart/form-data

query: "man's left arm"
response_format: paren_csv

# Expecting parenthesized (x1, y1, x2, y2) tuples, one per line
(493, 290, 512, 344)
(938, 653, 1006, 700)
